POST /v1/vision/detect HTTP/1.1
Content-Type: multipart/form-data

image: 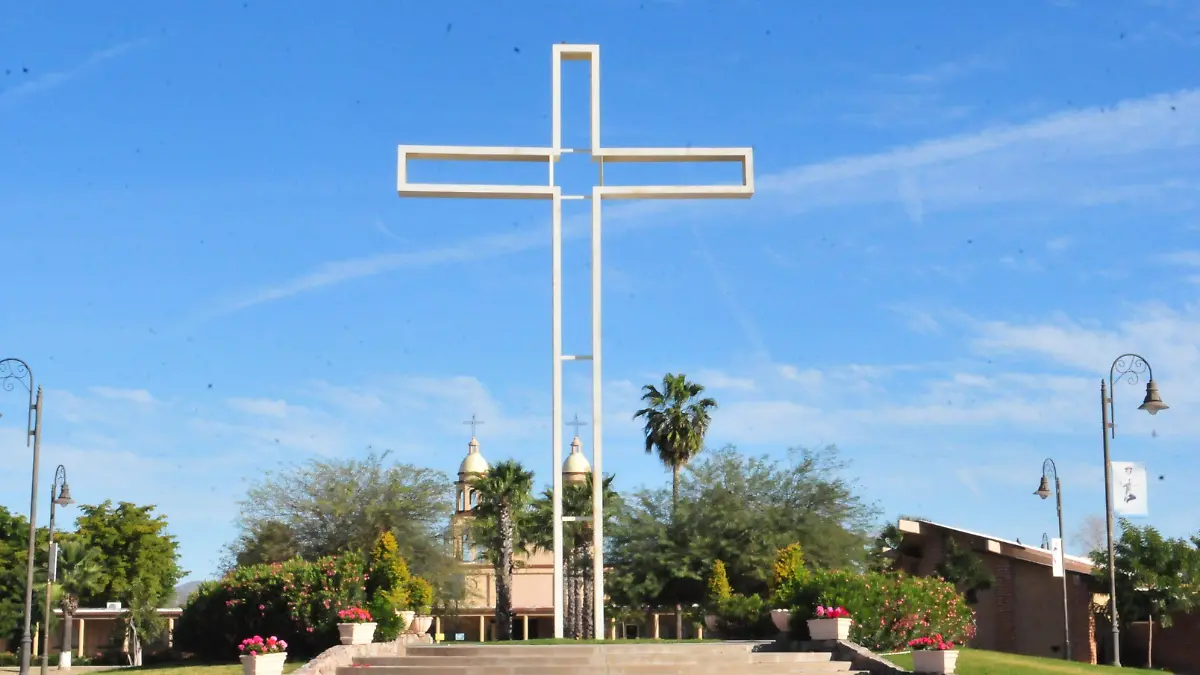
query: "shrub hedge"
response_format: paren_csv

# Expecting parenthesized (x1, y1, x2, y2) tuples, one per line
(780, 569, 976, 651)
(174, 552, 368, 659)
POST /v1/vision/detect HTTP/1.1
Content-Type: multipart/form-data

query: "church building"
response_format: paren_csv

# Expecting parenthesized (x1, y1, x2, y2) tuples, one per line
(436, 432, 593, 641)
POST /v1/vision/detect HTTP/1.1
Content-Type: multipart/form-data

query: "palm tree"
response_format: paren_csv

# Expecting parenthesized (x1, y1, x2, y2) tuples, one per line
(54, 541, 104, 667)
(469, 460, 536, 641)
(528, 474, 621, 639)
(633, 373, 718, 511)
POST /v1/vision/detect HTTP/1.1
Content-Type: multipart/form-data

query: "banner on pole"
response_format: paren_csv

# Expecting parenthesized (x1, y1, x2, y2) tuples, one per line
(1050, 538, 1064, 578)
(49, 541, 59, 582)
(1111, 461, 1149, 517)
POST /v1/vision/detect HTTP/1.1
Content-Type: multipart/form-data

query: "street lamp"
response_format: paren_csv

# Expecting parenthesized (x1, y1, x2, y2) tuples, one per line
(1, 358, 44, 675)
(41, 466, 73, 675)
(1101, 353, 1167, 667)
(1034, 458, 1071, 661)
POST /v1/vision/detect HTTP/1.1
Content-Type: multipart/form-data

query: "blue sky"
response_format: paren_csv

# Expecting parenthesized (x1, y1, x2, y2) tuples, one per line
(2, 1, 1199, 584)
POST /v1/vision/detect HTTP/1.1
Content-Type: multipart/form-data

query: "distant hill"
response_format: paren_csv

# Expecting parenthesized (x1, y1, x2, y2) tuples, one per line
(172, 580, 204, 607)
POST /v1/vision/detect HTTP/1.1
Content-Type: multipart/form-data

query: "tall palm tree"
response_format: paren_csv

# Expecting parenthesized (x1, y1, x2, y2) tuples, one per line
(54, 540, 104, 667)
(633, 373, 718, 511)
(528, 474, 620, 639)
(469, 460, 535, 641)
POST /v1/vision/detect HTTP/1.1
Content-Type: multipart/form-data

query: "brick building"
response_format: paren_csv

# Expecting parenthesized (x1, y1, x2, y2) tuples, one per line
(893, 519, 1098, 664)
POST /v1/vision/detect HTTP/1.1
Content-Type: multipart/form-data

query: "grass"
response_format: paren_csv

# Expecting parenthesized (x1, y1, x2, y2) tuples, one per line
(883, 648, 1162, 674)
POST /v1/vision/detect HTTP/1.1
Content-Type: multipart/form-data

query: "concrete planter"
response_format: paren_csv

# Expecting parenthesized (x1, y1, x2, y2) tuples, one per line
(806, 617, 852, 640)
(398, 610, 416, 632)
(704, 614, 718, 633)
(912, 649, 959, 674)
(769, 609, 790, 632)
(409, 615, 434, 635)
(240, 652, 287, 675)
(337, 622, 377, 645)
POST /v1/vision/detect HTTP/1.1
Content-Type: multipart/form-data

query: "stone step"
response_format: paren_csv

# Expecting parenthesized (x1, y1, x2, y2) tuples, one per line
(401, 643, 774, 658)
(358, 652, 834, 667)
(340, 665, 858, 675)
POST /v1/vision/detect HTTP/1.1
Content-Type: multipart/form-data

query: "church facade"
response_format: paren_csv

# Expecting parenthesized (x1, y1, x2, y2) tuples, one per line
(435, 434, 593, 641)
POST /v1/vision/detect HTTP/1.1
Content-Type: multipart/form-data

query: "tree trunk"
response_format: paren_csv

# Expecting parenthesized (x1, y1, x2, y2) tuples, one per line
(672, 465, 681, 516)
(1148, 614, 1153, 669)
(496, 506, 515, 640)
(583, 541, 594, 639)
(566, 545, 578, 639)
(676, 604, 684, 640)
(60, 607, 73, 668)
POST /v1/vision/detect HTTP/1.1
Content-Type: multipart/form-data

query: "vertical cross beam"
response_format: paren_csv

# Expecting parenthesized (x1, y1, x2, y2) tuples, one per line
(396, 43, 753, 641)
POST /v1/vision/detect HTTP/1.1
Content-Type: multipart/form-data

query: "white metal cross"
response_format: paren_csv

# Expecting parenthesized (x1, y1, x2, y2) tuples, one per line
(396, 43, 754, 640)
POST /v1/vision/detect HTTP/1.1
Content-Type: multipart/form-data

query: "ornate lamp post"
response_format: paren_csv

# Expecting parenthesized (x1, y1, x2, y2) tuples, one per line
(1034, 458, 1071, 661)
(1101, 354, 1167, 667)
(41, 466, 73, 675)
(1, 358, 44, 675)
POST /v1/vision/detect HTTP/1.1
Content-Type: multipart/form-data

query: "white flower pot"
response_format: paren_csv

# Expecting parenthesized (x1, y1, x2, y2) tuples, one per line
(409, 614, 434, 635)
(704, 614, 718, 633)
(912, 650, 959, 674)
(337, 621, 377, 645)
(806, 617, 852, 641)
(398, 609, 416, 632)
(240, 652, 287, 675)
(770, 609, 790, 632)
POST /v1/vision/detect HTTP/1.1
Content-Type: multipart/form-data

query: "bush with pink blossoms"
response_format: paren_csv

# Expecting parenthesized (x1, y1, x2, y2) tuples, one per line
(780, 569, 975, 651)
(176, 551, 367, 659)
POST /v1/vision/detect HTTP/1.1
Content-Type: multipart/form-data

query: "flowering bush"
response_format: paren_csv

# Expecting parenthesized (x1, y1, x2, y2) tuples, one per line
(909, 634, 956, 651)
(780, 569, 975, 651)
(175, 551, 368, 659)
(239, 635, 287, 656)
(814, 605, 850, 619)
(768, 544, 809, 608)
(337, 607, 373, 624)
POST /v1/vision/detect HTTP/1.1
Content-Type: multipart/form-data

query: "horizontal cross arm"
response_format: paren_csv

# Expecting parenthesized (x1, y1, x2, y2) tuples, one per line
(400, 145, 557, 162)
(591, 147, 754, 200)
(592, 147, 752, 163)
(397, 145, 560, 200)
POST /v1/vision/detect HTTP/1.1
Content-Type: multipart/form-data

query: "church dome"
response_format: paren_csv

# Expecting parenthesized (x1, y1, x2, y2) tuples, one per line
(562, 436, 591, 483)
(459, 437, 490, 475)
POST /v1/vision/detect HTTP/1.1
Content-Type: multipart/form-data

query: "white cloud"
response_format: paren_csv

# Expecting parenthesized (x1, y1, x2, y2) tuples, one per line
(0, 40, 148, 108)
(89, 386, 157, 405)
(227, 397, 291, 418)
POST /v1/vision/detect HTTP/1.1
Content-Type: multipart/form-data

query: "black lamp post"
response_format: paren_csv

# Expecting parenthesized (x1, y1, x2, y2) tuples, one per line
(1034, 458, 1071, 661)
(1, 358, 43, 675)
(41, 466, 73, 675)
(1101, 353, 1167, 667)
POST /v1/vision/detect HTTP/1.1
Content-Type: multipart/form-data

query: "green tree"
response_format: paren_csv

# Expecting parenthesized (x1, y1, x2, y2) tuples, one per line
(227, 520, 299, 569)
(233, 451, 460, 597)
(528, 474, 621, 639)
(0, 507, 32, 646)
(54, 540, 104, 666)
(1091, 520, 1200, 668)
(866, 523, 904, 573)
(633, 373, 718, 512)
(935, 537, 994, 604)
(468, 460, 535, 640)
(73, 501, 184, 612)
(367, 532, 412, 640)
(607, 445, 876, 613)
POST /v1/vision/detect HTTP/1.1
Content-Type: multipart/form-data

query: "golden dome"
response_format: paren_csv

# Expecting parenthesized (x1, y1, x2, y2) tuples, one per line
(562, 436, 591, 483)
(458, 437, 490, 475)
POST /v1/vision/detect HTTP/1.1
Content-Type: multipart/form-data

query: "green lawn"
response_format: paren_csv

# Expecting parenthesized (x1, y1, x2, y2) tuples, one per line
(883, 649, 1162, 674)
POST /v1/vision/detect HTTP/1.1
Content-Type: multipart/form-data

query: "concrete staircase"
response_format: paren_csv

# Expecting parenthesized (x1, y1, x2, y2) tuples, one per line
(339, 641, 866, 675)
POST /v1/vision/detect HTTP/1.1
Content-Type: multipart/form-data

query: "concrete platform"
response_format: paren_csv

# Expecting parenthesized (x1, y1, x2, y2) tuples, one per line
(340, 642, 866, 675)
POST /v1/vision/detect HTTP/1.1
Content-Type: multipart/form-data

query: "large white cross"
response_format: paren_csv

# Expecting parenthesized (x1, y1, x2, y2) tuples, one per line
(396, 43, 754, 640)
